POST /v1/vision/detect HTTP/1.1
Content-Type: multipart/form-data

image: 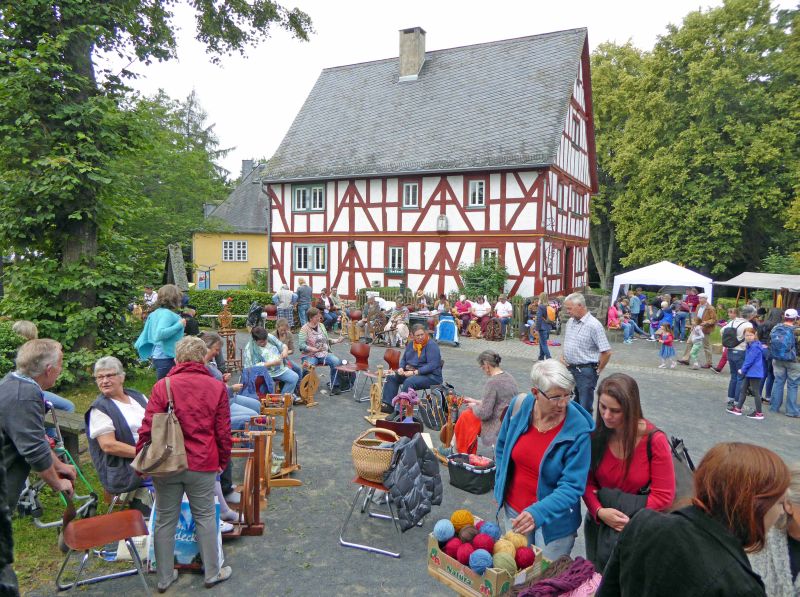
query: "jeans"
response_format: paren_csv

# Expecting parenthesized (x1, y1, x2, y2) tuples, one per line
(674, 312, 689, 340)
(771, 360, 800, 417)
(537, 328, 551, 360)
(322, 311, 337, 330)
(286, 359, 303, 380)
(231, 394, 261, 413)
(153, 470, 221, 585)
(230, 402, 259, 430)
(382, 372, 442, 407)
(498, 317, 511, 337)
(568, 365, 598, 414)
(272, 368, 299, 395)
(153, 357, 175, 381)
(760, 349, 774, 399)
(726, 349, 746, 400)
(502, 505, 576, 561)
(302, 353, 342, 385)
(297, 303, 310, 327)
(43, 391, 76, 439)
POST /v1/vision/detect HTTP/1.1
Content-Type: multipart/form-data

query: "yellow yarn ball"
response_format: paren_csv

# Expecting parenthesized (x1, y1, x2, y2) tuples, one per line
(493, 538, 516, 557)
(450, 509, 475, 532)
(503, 531, 528, 550)
(493, 551, 518, 576)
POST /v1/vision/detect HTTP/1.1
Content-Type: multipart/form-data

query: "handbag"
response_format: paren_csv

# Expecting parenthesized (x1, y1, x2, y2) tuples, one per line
(131, 377, 188, 477)
(640, 430, 696, 510)
(447, 453, 495, 495)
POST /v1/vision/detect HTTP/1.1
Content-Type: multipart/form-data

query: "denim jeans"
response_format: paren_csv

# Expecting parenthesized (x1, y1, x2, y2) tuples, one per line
(760, 350, 774, 399)
(231, 394, 262, 413)
(322, 311, 337, 330)
(153, 357, 175, 381)
(674, 312, 689, 340)
(230, 401, 259, 430)
(537, 328, 551, 360)
(502, 504, 576, 561)
(568, 365, 598, 414)
(297, 303, 310, 327)
(498, 317, 511, 337)
(726, 349, 746, 401)
(272, 368, 299, 395)
(770, 360, 800, 417)
(381, 372, 441, 407)
(302, 353, 342, 385)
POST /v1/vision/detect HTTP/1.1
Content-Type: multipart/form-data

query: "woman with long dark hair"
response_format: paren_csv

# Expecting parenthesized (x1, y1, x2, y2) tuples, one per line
(582, 373, 675, 571)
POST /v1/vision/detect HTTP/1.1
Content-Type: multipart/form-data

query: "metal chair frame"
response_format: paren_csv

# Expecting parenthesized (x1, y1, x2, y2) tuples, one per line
(339, 477, 402, 558)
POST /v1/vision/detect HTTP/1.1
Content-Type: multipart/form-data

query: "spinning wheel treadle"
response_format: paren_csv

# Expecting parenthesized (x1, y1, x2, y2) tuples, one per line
(467, 320, 482, 339)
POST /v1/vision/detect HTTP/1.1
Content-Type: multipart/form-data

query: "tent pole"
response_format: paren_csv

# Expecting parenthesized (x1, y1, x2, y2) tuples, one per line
(735, 287, 741, 307)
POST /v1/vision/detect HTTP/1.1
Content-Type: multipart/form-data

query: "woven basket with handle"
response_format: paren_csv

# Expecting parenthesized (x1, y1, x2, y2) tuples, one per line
(351, 427, 399, 483)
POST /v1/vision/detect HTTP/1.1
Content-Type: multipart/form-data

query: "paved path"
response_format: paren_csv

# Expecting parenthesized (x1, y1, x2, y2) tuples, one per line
(42, 332, 799, 597)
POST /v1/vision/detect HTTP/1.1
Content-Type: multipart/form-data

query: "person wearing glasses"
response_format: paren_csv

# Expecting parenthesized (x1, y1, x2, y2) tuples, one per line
(582, 373, 676, 572)
(493, 359, 594, 560)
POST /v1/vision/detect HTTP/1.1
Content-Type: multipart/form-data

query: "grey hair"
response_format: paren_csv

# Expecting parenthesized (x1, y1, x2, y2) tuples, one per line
(530, 359, 575, 393)
(200, 331, 223, 349)
(175, 336, 207, 363)
(12, 320, 38, 341)
(16, 339, 62, 378)
(93, 356, 125, 377)
(477, 350, 502, 368)
(564, 292, 586, 307)
(740, 304, 757, 319)
(410, 323, 427, 334)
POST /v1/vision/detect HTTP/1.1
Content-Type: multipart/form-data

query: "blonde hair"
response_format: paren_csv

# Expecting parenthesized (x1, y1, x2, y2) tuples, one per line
(16, 339, 62, 378)
(174, 336, 207, 363)
(12, 320, 38, 341)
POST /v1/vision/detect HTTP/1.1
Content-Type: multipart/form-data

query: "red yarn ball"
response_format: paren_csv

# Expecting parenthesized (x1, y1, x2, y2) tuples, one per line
(515, 546, 536, 570)
(456, 542, 475, 565)
(475, 520, 485, 531)
(444, 537, 463, 560)
(472, 533, 495, 553)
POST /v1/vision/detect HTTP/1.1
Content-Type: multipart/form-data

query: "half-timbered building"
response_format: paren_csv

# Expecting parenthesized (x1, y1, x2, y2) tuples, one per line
(263, 27, 598, 299)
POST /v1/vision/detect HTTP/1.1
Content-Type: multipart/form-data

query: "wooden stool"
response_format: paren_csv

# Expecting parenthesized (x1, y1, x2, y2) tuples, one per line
(339, 476, 402, 558)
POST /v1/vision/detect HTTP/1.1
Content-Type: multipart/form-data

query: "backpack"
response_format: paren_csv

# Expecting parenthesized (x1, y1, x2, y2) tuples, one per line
(770, 324, 798, 362)
(721, 321, 746, 349)
(643, 431, 696, 511)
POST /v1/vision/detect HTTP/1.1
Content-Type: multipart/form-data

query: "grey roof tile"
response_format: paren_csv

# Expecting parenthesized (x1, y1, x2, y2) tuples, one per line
(205, 164, 269, 233)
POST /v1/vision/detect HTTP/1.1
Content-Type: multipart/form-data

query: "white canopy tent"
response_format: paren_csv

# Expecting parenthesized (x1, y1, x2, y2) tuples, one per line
(611, 261, 713, 303)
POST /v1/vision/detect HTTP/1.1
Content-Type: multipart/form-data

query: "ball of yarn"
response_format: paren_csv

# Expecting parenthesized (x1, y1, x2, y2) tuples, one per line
(433, 519, 455, 543)
(458, 524, 478, 543)
(493, 552, 518, 576)
(475, 520, 485, 531)
(469, 549, 494, 575)
(493, 538, 516, 557)
(515, 546, 536, 570)
(480, 521, 502, 541)
(456, 542, 475, 565)
(472, 533, 495, 553)
(450, 509, 475, 532)
(503, 531, 528, 550)
(444, 537, 463, 560)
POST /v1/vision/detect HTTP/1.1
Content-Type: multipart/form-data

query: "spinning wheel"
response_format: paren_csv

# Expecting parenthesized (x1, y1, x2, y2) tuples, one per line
(484, 318, 503, 342)
(229, 433, 266, 536)
(467, 320, 482, 339)
(259, 399, 302, 488)
(365, 365, 390, 425)
(298, 363, 320, 407)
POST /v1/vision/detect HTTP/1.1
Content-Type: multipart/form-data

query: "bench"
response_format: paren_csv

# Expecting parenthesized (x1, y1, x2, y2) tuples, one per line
(44, 410, 86, 457)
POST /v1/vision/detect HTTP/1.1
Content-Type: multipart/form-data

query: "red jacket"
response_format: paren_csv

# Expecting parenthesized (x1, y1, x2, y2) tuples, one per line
(137, 361, 232, 472)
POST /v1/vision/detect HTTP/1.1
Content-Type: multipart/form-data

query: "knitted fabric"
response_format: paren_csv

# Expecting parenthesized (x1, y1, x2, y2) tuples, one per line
(518, 557, 596, 597)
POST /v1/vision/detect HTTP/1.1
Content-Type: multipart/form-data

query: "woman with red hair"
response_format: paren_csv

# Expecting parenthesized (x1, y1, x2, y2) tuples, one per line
(598, 442, 790, 596)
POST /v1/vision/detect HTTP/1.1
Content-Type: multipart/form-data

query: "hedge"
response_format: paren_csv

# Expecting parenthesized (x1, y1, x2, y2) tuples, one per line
(187, 289, 273, 326)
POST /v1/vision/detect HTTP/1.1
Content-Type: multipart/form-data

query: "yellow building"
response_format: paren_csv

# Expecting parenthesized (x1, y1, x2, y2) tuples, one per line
(192, 161, 269, 290)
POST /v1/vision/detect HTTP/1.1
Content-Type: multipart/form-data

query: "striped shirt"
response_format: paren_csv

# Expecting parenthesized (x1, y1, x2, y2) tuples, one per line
(563, 311, 612, 365)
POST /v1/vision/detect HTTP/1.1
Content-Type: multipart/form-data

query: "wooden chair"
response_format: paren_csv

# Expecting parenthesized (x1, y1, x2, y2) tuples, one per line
(383, 348, 401, 371)
(56, 498, 150, 594)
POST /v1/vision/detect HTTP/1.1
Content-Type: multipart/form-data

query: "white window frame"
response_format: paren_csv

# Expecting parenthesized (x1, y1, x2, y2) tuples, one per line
(235, 240, 248, 261)
(311, 186, 325, 211)
(402, 183, 418, 208)
(294, 244, 327, 273)
(222, 240, 235, 262)
(293, 187, 309, 211)
(468, 180, 485, 207)
(388, 247, 404, 272)
(481, 248, 499, 264)
(293, 184, 325, 212)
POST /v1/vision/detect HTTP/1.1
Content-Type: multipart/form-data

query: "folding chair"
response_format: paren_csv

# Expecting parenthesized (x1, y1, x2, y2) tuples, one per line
(339, 476, 402, 558)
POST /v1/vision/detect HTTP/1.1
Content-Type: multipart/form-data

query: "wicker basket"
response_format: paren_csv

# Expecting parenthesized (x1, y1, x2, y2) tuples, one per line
(351, 427, 399, 483)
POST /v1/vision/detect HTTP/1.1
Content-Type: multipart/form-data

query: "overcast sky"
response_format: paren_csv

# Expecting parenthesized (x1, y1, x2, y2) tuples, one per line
(116, 0, 795, 179)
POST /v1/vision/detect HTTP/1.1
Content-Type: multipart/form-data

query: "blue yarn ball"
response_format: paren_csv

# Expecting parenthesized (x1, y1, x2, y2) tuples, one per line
(469, 549, 494, 575)
(433, 519, 456, 543)
(480, 522, 502, 541)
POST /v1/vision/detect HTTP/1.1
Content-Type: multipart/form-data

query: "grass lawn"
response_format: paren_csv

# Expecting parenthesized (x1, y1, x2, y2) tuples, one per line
(11, 367, 157, 592)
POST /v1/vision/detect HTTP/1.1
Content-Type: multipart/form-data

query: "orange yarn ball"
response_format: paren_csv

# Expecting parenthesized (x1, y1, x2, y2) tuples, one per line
(493, 538, 516, 557)
(450, 509, 475, 532)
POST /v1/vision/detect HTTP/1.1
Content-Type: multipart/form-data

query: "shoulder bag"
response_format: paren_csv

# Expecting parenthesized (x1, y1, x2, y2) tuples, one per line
(131, 377, 188, 477)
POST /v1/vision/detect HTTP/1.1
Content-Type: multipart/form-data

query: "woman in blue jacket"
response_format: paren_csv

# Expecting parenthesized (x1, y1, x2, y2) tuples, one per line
(494, 359, 594, 560)
(381, 324, 443, 409)
(134, 284, 186, 380)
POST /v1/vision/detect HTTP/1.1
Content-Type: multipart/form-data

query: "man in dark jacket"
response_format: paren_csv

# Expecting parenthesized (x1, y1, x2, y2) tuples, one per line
(383, 433, 442, 531)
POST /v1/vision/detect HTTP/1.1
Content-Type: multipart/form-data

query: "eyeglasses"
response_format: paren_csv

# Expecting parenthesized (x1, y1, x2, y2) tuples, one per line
(534, 387, 574, 403)
(95, 373, 119, 382)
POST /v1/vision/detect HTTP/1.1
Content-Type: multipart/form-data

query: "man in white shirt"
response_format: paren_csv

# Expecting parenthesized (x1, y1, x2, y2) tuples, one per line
(494, 295, 514, 338)
(143, 285, 158, 309)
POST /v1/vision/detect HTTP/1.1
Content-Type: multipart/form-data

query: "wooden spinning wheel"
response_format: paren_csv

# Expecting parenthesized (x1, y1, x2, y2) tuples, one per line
(365, 365, 389, 425)
(467, 320, 482, 339)
(229, 433, 265, 536)
(298, 363, 320, 407)
(259, 401, 302, 488)
(484, 318, 503, 341)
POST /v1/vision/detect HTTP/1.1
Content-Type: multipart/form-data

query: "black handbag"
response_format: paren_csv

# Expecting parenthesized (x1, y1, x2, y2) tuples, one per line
(447, 453, 495, 495)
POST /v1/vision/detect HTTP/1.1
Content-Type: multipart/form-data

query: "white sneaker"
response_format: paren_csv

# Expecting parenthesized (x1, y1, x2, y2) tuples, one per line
(658, 364, 666, 369)
(220, 521, 234, 533)
(204, 566, 232, 588)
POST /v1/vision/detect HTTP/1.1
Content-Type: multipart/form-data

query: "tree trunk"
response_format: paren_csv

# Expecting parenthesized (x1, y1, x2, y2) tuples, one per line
(589, 221, 616, 290)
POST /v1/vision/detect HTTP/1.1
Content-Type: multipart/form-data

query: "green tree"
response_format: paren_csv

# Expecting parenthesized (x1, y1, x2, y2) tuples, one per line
(609, 0, 799, 275)
(458, 258, 509, 297)
(0, 1, 312, 352)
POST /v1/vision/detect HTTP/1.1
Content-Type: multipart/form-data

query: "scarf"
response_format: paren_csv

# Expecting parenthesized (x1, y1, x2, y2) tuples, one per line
(412, 333, 429, 357)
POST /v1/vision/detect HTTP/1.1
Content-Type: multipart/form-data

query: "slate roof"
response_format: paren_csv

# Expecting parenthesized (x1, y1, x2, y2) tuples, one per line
(204, 164, 269, 233)
(264, 28, 588, 182)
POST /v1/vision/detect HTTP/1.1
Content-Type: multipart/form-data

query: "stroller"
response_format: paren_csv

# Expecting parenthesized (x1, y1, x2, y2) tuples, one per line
(246, 301, 264, 329)
(16, 402, 99, 529)
(435, 313, 459, 347)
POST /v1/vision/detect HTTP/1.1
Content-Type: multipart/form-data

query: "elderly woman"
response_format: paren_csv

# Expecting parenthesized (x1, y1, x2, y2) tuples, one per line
(494, 359, 594, 560)
(299, 307, 345, 391)
(462, 351, 519, 451)
(243, 326, 299, 396)
(599, 443, 790, 596)
(384, 303, 410, 347)
(381, 324, 443, 410)
(272, 284, 297, 328)
(315, 288, 338, 331)
(454, 294, 472, 335)
(134, 284, 186, 380)
(137, 336, 232, 591)
(85, 357, 149, 509)
(471, 296, 492, 335)
(494, 295, 514, 337)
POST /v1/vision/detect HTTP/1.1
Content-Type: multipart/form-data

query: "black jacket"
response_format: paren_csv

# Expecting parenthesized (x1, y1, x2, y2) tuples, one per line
(383, 433, 442, 531)
(584, 487, 648, 572)
(598, 505, 766, 597)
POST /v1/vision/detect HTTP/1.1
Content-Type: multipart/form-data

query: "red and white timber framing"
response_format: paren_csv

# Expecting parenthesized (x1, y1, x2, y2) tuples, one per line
(267, 55, 596, 300)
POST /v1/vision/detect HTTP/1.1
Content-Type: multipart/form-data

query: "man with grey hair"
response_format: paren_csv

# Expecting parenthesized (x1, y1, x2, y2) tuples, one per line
(722, 304, 758, 408)
(0, 339, 76, 507)
(561, 292, 612, 413)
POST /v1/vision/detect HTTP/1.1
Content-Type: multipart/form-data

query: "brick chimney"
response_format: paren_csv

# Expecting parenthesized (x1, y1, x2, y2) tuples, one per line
(399, 27, 426, 82)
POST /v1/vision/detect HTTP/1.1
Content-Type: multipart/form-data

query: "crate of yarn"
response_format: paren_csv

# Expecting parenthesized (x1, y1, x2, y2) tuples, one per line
(351, 427, 399, 482)
(427, 509, 544, 597)
(447, 453, 496, 494)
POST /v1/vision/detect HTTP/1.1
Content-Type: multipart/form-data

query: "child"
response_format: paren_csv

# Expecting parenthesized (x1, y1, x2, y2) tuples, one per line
(727, 327, 765, 419)
(658, 322, 676, 369)
(688, 317, 705, 368)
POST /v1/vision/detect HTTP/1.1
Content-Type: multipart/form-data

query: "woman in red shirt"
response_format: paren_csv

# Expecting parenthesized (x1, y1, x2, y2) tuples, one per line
(582, 373, 675, 571)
